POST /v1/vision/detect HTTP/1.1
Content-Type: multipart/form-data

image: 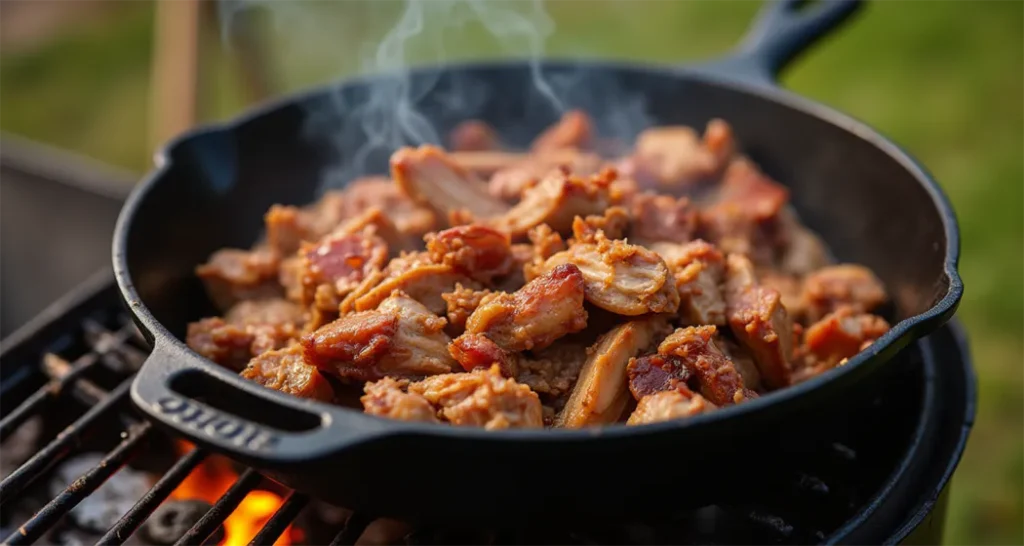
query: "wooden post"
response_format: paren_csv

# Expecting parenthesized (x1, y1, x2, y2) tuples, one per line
(149, 0, 200, 155)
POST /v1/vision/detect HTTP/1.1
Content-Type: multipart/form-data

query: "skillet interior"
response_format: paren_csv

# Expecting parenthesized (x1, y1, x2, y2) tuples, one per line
(124, 62, 954, 340)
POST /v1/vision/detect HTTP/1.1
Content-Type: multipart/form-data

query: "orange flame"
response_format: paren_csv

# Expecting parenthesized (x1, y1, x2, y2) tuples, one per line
(169, 441, 295, 546)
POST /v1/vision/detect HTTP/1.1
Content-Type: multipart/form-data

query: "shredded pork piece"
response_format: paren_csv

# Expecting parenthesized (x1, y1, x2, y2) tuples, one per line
(627, 387, 716, 425)
(724, 254, 793, 389)
(542, 232, 679, 316)
(627, 119, 735, 190)
(361, 377, 440, 423)
(302, 292, 456, 382)
(391, 146, 510, 222)
(187, 298, 304, 371)
(803, 306, 890, 367)
(353, 264, 475, 316)
(491, 167, 618, 237)
(801, 264, 888, 322)
(442, 284, 492, 334)
(658, 325, 758, 405)
(448, 332, 519, 377)
(571, 206, 630, 243)
(661, 239, 727, 326)
(263, 192, 347, 255)
(409, 365, 543, 429)
(196, 248, 281, 311)
(295, 231, 389, 311)
(341, 177, 438, 238)
(425, 225, 513, 284)
(629, 193, 698, 245)
(487, 150, 604, 203)
(462, 263, 588, 352)
(556, 317, 671, 428)
(531, 110, 592, 152)
(241, 345, 334, 402)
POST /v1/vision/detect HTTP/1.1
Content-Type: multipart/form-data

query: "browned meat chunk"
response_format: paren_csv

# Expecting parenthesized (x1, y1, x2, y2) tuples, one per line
(263, 190, 348, 255)
(449, 120, 499, 152)
(531, 110, 592, 152)
(659, 325, 758, 405)
(361, 377, 440, 423)
(186, 318, 257, 371)
(426, 225, 514, 284)
(442, 284, 492, 334)
(659, 239, 727, 326)
(804, 307, 890, 366)
(408, 365, 543, 429)
(556, 317, 671, 428)
(758, 272, 806, 322)
(196, 248, 281, 311)
(698, 159, 790, 265)
(187, 300, 301, 372)
(627, 387, 716, 425)
(224, 298, 305, 327)
(627, 354, 692, 400)
(541, 232, 679, 316)
(629, 193, 698, 245)
(491, 167, 617, 237)
(627, 119, 735, 190)
(353, 263, 475, 316)
(776, 208, 831, 276)
(296, 232, 389, 311)
(448, 333, 519, 377)
(488, 150, 604, 203)
(333, 208, 417, 254)
(303, 292, 456, 382)
(391, 146, 510, 222)
(570, 206, 630, 243)
(462, 263, 588, 352)
(724, 254, 793, 389)
(801, 264, 888, 322)
(341, 177, 438, 239)
(241, 345, 334, 402)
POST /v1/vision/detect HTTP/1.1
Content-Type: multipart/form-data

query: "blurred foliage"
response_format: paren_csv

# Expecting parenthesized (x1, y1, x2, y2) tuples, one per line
(0, 1, 1020, 544)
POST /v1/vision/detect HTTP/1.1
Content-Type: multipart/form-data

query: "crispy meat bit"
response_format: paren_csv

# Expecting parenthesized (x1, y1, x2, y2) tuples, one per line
(571, 206, 630, 243)
(627, 388, 716, 425)
(531, 110, 592, 152)
(488, 150, 604, 203)
(449, 333, 519, 377)
(449, 120, 499, 152)
(527, 224, 567, 263)
(341, 177, 438, 239)
(629, 119, 735, 190)
(442, 284, 492, 334)
(463, 263, 588, 352)
(629, 193, 698, 245)
(334, 208, 417, 254)
(391, 145, 510, 223)
(724, 254, 793, 389)
(187, 298, 302, 371)
(425, 225, 513, 284)
(303, 292, 456, 382)
(353, 263, 475, 316)
(542, 232, 679, 316)
(186, 318, 257, 371)
(515, 343, 587, 398)
(556, 317, 671, 428)
(491, 167, 617, 237)
(660, 239, 727, 326)
(263, 191, 348, 256)
(296, 232, 389, 312)
(804, 307, 890, 367)
(409, 365, 543, 429)
(802, 264, 888, 322)
(196, 248, 281, 311)
(361, 377, 440, 423)
(241, 345, 334, 402)
(627, 354, 692, 400)
(658, 325, 758, 405)
(698, 159, 790, 265)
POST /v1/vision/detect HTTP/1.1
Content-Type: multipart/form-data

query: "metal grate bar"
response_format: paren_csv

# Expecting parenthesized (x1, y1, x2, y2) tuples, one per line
(247, 492, 309, 546)
(95, 447, 209, 546)
(2, 422, 152, 546)
(0, 353, 101, 440)
(329, 513, 372, 546)
(173, 469, 263, 546)
(0, 378, 133, 507)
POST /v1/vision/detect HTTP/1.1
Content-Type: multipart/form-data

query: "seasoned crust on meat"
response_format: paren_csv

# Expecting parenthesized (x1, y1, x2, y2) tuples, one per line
(425, 225, 514, 284)
(627, 387, 716, 425)
(724, 254, 793, 390)
(658, 239, 727, 326)
(241, 345, 334, 402)
(442, 284, 493, 335)
(658, 325, 758, 405)
(353, 263, 475, 316)
(361, 377, 440, 423)
(491, 167, 618, 237)
(801, 264, 888, 321)
(541, 232, 679, 316)
(409, 365, 543, 429)
(391, 145, 510, 222)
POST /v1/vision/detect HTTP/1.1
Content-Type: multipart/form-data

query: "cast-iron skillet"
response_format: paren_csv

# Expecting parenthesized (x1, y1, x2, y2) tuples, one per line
(117, 0, 963, 524)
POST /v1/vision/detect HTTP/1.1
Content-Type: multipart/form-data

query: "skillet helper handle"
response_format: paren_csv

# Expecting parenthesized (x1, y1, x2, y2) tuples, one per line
(130, 341, 386, 465)
(694, 0, 864, 86)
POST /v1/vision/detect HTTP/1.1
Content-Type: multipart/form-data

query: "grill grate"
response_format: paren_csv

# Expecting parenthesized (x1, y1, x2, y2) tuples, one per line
(0, 280, 929, 546)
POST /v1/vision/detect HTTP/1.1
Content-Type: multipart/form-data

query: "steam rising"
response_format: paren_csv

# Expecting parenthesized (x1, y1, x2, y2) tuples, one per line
(217, 0, 654, 192)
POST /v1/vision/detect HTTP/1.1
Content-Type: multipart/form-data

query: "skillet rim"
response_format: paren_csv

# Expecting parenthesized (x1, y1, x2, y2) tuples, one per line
(114, 58, 963, 447)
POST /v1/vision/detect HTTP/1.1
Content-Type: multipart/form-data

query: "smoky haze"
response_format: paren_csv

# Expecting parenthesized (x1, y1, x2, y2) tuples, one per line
(216, 0, 654, 192)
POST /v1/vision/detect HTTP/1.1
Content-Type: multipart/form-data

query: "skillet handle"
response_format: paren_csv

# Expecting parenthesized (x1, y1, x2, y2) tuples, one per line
(130, 340, 391, 465)
(692, 0, 864, 87)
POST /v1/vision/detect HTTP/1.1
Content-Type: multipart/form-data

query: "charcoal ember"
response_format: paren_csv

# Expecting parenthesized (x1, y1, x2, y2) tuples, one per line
(49, 453, 150, 532)
(142, 500, 223, 545)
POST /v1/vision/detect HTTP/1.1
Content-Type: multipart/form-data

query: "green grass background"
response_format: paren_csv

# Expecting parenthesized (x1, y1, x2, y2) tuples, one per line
(1, 1, 1020, 543)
